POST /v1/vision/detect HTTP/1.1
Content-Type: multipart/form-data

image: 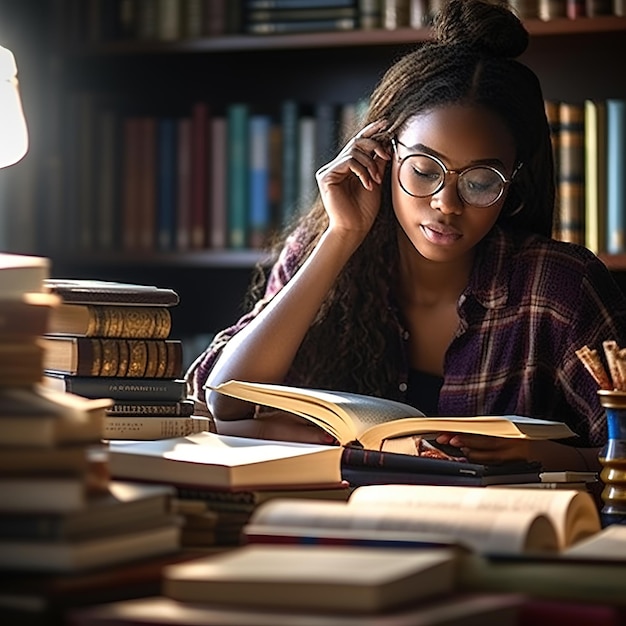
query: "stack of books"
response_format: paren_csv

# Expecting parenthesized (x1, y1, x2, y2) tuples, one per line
(39, 279, 211, 440)
(0, 254, 183, 623)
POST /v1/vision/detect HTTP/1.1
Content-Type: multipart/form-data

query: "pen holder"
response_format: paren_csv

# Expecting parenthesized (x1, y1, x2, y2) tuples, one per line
(597, 390, 626, 526)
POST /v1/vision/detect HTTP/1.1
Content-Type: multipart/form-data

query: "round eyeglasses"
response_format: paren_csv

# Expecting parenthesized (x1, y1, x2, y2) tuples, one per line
(391, 138, 522, 208)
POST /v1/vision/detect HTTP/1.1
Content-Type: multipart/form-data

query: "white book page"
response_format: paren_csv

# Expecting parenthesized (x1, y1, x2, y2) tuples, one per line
(347, 484, 600, 548)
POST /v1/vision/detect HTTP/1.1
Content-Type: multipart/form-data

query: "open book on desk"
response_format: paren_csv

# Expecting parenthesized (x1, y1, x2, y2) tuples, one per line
(210, 380, 577, 450)
(243, 483, 601, 556)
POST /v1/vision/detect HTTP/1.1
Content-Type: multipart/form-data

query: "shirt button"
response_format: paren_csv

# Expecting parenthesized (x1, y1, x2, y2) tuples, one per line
(399, 382, 408, 392)
(402, 330, 410, 340)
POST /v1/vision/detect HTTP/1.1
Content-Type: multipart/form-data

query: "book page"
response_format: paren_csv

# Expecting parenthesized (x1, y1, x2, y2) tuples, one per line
(246, 498, 559, 555)
(563, 525, 626, 560)
(211, 381, 424, 444)
(347, 484, 601, 549)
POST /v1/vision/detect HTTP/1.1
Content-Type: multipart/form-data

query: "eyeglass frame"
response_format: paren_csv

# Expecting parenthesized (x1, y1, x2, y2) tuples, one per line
(390, 137, 523, 208)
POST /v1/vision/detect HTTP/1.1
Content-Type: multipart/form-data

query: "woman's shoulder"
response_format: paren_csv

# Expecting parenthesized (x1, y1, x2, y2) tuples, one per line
(485, 227, 619, 301)
(501, 227, 606, 273)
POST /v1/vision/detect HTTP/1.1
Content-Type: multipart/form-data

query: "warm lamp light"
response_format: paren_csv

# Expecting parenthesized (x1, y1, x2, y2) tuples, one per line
(0, 44, 28, 168)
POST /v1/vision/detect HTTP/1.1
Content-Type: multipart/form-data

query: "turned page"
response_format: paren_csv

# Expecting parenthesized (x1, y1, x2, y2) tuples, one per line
(347, 484, 601, 549)
(245, 498, 559, 555)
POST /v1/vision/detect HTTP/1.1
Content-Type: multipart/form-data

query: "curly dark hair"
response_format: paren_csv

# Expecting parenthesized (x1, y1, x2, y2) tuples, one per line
(245, 0, 556, 399)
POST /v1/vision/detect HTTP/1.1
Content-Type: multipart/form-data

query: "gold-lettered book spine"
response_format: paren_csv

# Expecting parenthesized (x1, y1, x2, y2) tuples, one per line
(87, 306, 171, 338)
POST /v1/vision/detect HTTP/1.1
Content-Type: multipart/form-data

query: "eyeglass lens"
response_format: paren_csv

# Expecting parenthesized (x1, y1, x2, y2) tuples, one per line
(399, 154, 505, 207)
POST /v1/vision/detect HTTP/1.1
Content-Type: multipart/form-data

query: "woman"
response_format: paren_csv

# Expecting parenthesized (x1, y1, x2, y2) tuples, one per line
(187, 0, 626, 471)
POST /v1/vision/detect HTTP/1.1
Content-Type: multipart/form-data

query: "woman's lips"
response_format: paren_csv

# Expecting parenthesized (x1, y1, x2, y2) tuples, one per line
(421, 223, 462, 245)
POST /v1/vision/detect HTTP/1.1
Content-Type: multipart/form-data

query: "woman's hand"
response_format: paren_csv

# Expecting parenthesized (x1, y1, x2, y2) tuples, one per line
(315, 119, 391, 237)
(435, 432, 532, 464)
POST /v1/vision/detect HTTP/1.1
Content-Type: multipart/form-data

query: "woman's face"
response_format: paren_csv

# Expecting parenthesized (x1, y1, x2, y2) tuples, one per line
(391, 104, 517, 263)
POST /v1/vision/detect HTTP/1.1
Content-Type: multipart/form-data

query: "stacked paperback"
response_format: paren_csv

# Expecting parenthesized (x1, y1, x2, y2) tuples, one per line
(0, 253, 182, 622)
(40, 279, 210, 439)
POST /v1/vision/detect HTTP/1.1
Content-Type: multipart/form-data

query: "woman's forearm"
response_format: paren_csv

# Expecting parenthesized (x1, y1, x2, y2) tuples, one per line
(206, 229, 362, 419)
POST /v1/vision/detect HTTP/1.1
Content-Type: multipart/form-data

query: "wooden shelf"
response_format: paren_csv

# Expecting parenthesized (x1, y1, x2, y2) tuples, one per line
(63, 16, 626, 56)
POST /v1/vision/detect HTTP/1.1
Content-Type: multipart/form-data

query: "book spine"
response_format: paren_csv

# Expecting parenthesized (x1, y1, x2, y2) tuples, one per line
(74, 338, 183, 378)
(557, 101, 585, 246)
(248, 114, 272, 249)
(383, 0, 410, 29)
(104, 416, 209, 439)
(508, 1, 540, 18)
(245, 0, 356, 7)
(359, 0, 382, 29)
(584, 99, 607, 254)
(227, 102, 250, 249)
(209, 115, 228, 249)
(568, 0, 586, 16)
(585, 0, 613, 15)
(48, 376, 186, 401)
(106, 401, 194, 416)
(607, 99, 626, 254)
(245, 17, 356, 32)
(280, 99, 300, 227)
(156, 116, 178, 251)
(84, 305, 172, 338)
(176, 116, 192, 251)
(245, 7, 358, 21)
(190, 102, 209, 249)
(615, 0, 626, 16)
(538, 0, 567, 19)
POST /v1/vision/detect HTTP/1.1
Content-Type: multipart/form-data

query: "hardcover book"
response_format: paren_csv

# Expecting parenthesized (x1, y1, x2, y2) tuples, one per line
(210, 380, 577, 450)
(47, 304, 172, 338)
(162, 544, 458, 613)
(41, 336, 183, 378)
(41, 375, 188, 401)
(43, 279, 180, 307)
(107, 431, 344, 491)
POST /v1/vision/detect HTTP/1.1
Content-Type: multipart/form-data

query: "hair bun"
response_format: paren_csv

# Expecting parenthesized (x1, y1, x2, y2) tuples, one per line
(434, 0, 529, 59)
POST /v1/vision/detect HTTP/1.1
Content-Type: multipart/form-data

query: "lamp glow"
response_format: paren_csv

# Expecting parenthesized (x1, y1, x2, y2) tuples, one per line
(0, 44, 28, 168)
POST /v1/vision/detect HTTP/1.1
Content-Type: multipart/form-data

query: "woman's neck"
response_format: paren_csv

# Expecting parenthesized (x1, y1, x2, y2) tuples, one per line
(395, 234, 474, 307)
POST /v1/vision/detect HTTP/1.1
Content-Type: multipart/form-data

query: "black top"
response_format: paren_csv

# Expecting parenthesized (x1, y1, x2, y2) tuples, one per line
(407, 368, 444, 416)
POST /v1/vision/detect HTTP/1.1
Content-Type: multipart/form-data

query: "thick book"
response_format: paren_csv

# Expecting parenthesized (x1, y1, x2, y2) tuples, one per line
(40, 375, 188, 401)
(43, 279, 180, 307)
(341, 446, 542, 485)
(0, 340, 46, 387)
(107, 431, 344, 491)
(584, 98, 607, 254)
(0, 481, 174, 541)
(47, 303, 172, 338)
(244, 483, 600, 555)
(41, 336, 183, 378)
(162, 544, 457, 613)
(0, 386, 111, 448)
(104, 415, 212, 440)
(0, 522, 181, 573)
(210, 380, 577, 450)
(0, 252, 49, 299)
(65, 593, 523, 626)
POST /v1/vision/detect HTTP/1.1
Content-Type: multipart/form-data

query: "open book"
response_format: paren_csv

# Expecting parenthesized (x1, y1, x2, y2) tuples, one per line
(243, 483, 601, 556)
(211, 380, 577, 450)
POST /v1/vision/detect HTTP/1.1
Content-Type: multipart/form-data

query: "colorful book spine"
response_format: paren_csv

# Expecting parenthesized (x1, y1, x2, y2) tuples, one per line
(280, 99, 300, 227)
(191, 102, 209, 249)
(227, 103, 250, 249)
(209, 115, 228, 249)
(248, 114, 272, 249)
(557, 101, 585, 246)
(606, 99, 626, 254)
(584, 99, 607, 254)
(157, 117, 178, 251)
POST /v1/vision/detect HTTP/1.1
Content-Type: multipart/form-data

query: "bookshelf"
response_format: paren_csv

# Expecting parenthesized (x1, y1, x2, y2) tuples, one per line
(1, 2, 626, 341)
